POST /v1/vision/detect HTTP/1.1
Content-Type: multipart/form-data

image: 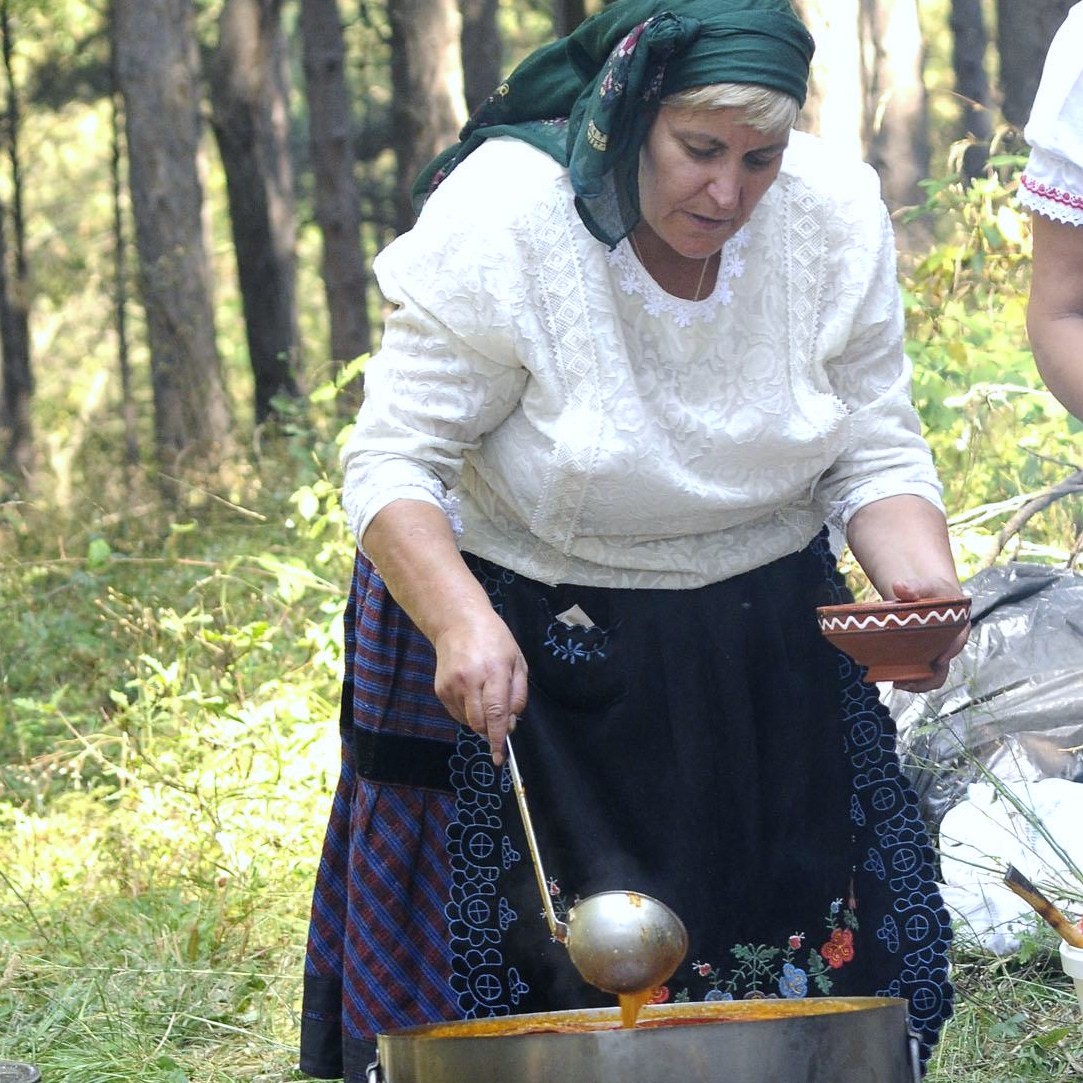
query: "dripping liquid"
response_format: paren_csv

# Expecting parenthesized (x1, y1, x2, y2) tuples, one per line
(618, 988, 654, 1029)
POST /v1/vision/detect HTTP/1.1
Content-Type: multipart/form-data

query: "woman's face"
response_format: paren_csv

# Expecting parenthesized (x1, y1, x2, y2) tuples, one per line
(637, 104, 789, 260)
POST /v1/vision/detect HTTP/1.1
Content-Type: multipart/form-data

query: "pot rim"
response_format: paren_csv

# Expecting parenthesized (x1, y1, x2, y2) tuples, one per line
(377, 994, 910, 1042)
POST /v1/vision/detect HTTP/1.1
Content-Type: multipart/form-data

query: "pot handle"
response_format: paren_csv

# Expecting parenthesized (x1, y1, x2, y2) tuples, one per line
(366, 1055, 384, 1083)
(907, 1027, 923, 1083)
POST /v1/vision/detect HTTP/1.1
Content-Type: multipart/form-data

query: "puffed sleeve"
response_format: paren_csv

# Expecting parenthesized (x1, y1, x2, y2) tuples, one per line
(1018, 3, 1083, 225)
(812, 186, 944, 530)
(339, 142, 555, 546)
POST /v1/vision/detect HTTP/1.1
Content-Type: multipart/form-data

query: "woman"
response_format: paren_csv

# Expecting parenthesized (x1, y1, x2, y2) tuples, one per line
(1020, 1, 1083, 421)
(299, 2, 967, 1079)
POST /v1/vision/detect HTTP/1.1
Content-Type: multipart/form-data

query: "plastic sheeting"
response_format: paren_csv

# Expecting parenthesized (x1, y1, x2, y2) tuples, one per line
(935, 777, 1083, 953)
(884, 562, 1083, 953)
(887, 561, 1083, 828)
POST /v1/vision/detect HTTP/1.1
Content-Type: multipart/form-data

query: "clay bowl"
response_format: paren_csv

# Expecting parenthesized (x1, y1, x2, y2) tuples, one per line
(816, 596, 971, 683)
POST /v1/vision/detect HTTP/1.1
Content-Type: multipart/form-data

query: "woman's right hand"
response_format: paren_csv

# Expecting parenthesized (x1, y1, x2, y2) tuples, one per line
(362, 499, 530, 766)
(431, 609, 528, 766)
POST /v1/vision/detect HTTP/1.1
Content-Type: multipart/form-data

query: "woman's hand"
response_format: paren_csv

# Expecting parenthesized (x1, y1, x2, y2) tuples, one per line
(845, 496, 971, 693)
(431, 609, 528, 765)
(363, 498, 529, 764)
(888, 576, 970, 693)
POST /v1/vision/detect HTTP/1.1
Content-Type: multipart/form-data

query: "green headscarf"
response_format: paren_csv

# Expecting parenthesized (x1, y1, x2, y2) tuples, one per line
(413, 0, 814, 246)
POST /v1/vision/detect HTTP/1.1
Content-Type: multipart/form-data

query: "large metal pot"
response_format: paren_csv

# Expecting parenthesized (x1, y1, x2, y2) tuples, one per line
(368, 997, 921, 1083)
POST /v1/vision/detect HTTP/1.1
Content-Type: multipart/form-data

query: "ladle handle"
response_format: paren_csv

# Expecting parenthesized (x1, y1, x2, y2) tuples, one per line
(505, 734, 568, 944)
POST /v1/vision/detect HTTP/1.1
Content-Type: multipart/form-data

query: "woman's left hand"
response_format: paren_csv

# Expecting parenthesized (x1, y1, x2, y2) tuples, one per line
(887, 576, 971, 693)
(845, 496, 971, 694)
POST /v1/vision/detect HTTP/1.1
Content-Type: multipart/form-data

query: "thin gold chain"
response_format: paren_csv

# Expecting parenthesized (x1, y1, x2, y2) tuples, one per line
(629, 231, 713, 302)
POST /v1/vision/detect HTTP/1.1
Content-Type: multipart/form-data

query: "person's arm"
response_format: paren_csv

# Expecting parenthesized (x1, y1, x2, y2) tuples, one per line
(1026, 213, 1083, 421)
(845, 494, 969, 693)
(362, 498, 528, 765)
(337, 148, 548, 765)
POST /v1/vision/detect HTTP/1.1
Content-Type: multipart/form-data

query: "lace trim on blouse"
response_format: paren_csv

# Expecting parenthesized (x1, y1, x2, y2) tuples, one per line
(1019, 168, 1083, 226)
(1020, 3, 1083, 229)
(606, 229, 750, 326)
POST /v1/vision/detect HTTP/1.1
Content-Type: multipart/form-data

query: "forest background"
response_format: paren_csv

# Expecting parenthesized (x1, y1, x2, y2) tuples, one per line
(1, 0, 1082, 1080)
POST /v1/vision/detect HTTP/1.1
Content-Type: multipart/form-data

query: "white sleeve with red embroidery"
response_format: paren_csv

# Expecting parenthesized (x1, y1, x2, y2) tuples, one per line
(1019, 3, 1083, 226)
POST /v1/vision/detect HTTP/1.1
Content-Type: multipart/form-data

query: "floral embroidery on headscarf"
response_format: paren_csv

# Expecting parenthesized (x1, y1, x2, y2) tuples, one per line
(599, 24, 647, 101)
(413, 0, 813, 242)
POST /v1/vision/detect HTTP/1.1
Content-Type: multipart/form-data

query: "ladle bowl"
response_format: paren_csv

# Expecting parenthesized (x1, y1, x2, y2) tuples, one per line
(505, 735, 689, 996)
(564, 890, 689, 994)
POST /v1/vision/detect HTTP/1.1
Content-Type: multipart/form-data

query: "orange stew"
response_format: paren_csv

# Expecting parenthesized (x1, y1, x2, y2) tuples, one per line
(414, 998, 868, 1040)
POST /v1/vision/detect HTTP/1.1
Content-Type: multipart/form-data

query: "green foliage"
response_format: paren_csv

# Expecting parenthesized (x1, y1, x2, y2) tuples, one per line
(2, 6, 1081, 1077)
(902, 152, 1082, 576)
(0, 392, 352, 1079)
(925, 944, 1083, 1082)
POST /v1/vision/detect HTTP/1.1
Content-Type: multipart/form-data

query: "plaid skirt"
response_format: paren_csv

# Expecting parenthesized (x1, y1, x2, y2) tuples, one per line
(299, 532, 953, 1081)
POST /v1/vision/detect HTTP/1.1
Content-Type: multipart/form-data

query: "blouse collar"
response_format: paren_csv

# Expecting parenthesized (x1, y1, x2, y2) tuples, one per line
(606, 228, 749, 327)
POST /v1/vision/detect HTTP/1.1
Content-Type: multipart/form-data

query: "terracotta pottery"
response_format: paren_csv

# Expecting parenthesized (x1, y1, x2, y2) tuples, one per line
(816, 596, 971, 682)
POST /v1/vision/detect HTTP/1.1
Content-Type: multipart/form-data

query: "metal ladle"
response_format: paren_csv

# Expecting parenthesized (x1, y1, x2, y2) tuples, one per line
(505, 734, 689, 995)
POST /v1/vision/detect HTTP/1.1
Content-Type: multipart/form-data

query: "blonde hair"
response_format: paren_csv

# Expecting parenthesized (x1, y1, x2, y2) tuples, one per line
(663, 83, 799, 135)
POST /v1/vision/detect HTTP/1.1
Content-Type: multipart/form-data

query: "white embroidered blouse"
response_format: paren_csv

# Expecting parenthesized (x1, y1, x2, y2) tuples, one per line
(1019, 2, 1083, 225)
(341, 132, 943, 589)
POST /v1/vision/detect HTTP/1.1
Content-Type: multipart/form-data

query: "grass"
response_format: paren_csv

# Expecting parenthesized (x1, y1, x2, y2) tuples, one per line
(0, 426, 348, 1081)
(927, 944, 1083, 1081)
(2, 421, 1082, 1081)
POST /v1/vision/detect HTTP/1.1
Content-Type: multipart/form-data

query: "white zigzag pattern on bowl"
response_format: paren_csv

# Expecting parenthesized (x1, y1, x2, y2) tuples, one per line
(819, 606, 970, 633)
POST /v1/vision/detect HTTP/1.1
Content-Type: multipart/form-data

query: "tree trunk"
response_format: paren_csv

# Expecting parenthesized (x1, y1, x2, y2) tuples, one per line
(860, 0, 929, 217)
(0, 0, 32, 484)
(552, 0, 588, 37)
(114, 0, 230, 462)
(793, 0, 864, 159)
(109, 0, 138, 468)
(387, 0, 467, 233)
(208, 0, 301, 424)
(0, 197, 32, 485)
(460, 0, 502, 111)
(996, 0, 1075, 127)
(299, 0, 371, 384)
(949, 0, 993, 181)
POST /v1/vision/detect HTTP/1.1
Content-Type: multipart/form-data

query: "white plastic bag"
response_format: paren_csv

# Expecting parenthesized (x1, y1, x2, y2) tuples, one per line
(938, 777, 1083, 954)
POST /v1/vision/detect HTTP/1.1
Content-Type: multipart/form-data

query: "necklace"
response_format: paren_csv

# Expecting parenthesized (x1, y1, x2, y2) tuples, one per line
(629, 231, 714, 302)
